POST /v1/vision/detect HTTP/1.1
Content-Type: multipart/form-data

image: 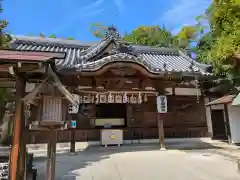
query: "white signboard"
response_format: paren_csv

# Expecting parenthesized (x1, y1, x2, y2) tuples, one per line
(156, 95, 167, 113)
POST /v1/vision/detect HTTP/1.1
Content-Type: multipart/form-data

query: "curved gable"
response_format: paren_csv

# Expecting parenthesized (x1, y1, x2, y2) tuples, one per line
(11, 28, 212, 77)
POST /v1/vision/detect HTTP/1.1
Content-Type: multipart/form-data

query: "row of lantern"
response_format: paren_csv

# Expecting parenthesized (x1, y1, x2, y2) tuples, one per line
(74, 92, 148, 104)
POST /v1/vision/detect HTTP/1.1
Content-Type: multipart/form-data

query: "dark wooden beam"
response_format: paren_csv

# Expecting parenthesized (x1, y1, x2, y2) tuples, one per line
(48, 66, 78, 106)
(224, 104, 232, 144)
(157, 113, 166, 150)
(70, 130, 76, 153)
(9, 77, 26, 180)
(22, 78, 48, 104)
(46, 131, 57, 180)
(18, 128, 27, 180)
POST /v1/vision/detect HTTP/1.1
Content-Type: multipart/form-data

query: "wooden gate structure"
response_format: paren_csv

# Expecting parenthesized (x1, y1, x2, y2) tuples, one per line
(0, 49, 70, 180)
(0, 27, 215, 180)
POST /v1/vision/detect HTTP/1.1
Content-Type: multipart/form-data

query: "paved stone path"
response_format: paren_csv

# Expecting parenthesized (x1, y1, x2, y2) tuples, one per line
(34, 145, 240, 180)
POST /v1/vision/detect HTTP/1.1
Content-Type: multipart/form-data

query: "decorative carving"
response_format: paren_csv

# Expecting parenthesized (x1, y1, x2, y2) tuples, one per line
(83, 96, 90, 103)
(100, 95, 107, 103)
(108, 93, 114, 103)
(79, 96, 84, 103)
(130, 95, 137, 104)
(123, 93, 128, 103)
(110, 68, 137, 76)
(105, 26, 120, 40)
(175, 104, 193, 111)
(144, 94, 148, 102)
(95, 94, 99, 104)
(90, 96, 95, 103)
(138, 93, 142, 104)
(115, 95, 122, 103)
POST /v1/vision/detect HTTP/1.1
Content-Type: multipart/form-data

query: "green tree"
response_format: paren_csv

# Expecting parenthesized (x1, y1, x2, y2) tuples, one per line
(207, 0, 240, 68)
(193, 0, 240, 78)
(175, 26, 199, 49)
(89, 23, 108, 39)
(0, 0, 11, 48)
(0, 0, 12, 113)
(67, 37, 74, 40)
(0, 0, 16, 144)
(49, 34, 56, 38)
(123, 26, 176, 48)
(90, 23, 195, 50)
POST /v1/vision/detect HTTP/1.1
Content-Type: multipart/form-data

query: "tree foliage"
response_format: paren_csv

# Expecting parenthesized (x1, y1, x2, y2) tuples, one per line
(0, 1, 15, 135)
(207, 0, 240, 67)
(90, 23, 198, 51)
(175, 26, 199, 49)
(194, 0, 240, 77)
(89, 23, 108, 39)
(123, 26, 176, 48)
(49, 34, 56, 38)
(0, 0, 11, 48)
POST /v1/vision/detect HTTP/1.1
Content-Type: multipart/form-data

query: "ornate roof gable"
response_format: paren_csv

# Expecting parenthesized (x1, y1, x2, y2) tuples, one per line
(76, 26, 139, 63)
(11, 27, 212, 76)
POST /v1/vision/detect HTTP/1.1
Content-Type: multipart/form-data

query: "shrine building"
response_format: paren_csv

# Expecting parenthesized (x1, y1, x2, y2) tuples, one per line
(10, 27, 214, 145)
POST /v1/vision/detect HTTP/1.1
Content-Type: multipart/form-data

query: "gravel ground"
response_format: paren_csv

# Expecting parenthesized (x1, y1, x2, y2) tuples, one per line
(33, 145, 240, 180)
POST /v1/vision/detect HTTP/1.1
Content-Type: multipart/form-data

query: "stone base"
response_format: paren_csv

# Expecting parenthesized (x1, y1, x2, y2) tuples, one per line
(160, 148, 167, 151)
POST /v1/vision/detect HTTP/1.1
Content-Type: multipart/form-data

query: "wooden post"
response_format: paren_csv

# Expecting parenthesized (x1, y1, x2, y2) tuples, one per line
(46, 131, 57, 180)
(157, 113, 166, 150)
(18, 130, 27, 180)
(70, 130, 76, 153)
(9, 78, 26, 180)
(223, 104, 231, 144)
(18, 105, 28, 180)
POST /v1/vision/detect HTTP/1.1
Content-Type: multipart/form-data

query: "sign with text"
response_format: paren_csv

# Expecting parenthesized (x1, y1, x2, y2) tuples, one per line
(156, 95, 167, 113)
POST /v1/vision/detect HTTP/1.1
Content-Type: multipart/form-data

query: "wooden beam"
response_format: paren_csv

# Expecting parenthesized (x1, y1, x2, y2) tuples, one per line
(8, 66, 15, 76)
(70, 130, 76, 153)
(18, 84, 28, 180)
(22, 78, 48, 104)
(9, 77, 26, 180)
(224, 104, 232, 144)
(48, 66, 78, 106)
(18, 129, 27, 180)
(46, 131, 57, 180)
(157, 113, 166, 150)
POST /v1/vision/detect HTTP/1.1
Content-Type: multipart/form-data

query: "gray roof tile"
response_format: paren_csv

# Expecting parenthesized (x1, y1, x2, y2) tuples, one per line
(11, 35, 212, 76)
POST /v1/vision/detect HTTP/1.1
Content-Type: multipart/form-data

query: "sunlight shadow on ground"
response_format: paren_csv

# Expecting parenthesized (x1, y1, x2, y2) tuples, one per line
(34, 141, 226, 180)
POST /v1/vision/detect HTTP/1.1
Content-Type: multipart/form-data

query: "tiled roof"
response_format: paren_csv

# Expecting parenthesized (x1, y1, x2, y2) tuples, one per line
(0, 49, 65, 62)
(11, 35, 212, 75)
(205, 95, 234, 106)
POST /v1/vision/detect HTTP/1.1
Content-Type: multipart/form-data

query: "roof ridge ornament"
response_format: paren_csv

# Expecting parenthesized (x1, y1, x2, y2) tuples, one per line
(104, 25, 120, 40)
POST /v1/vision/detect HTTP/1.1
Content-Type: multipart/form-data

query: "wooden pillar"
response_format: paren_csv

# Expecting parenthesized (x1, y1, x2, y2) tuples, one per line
(9, 77, 26, 180)
(157, 113, 166, 150)
(70, 130, 76, 153)
(223, 104, 231, 144)
(18, 106, 28, 180)
(18, 130, 27, 180)
(46, 131, 57, 180)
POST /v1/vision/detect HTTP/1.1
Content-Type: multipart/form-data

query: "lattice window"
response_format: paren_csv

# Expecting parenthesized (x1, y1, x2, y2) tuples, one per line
(42, 98, 62, 121)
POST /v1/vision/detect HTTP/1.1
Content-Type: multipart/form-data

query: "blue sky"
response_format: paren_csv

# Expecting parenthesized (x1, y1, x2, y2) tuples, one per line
(2, 0, 211, 42)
